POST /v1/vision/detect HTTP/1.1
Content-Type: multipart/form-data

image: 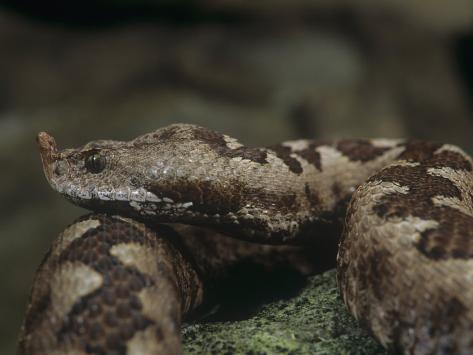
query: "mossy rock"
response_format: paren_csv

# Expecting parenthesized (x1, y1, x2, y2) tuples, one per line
(182, 269, 385, 354)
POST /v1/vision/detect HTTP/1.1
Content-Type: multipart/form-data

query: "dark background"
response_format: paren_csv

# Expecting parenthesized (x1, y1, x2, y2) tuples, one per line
(1, 1, 473, 353)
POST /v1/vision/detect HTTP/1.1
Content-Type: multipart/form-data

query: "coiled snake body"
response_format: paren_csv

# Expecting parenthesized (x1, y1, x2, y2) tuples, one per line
(19, 124, 473, 354)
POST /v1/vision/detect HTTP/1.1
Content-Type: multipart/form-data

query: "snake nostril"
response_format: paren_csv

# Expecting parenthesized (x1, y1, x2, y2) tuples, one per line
(54, 161, 68, 176)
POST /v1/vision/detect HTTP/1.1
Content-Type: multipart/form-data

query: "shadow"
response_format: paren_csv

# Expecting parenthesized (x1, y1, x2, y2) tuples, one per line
(187, 232, 340, 322)
(188, 264, 310, 322)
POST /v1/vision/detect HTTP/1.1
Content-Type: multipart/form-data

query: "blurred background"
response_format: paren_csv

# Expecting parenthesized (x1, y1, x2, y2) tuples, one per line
(1, 1, 473, 353)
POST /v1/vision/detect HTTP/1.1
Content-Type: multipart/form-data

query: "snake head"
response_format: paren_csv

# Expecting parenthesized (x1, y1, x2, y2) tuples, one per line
(36, 131, 134, 207)
(35, 124, 255, 225)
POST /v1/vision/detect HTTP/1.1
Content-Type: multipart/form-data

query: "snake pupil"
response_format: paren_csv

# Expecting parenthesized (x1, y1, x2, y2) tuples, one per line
(85, 154, 106, 174)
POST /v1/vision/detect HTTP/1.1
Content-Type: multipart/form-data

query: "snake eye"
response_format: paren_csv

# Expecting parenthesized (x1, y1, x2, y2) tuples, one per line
(85, 153, 106, 174)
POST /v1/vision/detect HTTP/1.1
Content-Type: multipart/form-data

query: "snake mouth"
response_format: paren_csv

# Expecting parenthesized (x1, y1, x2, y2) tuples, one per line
(36, 131, 59, 185)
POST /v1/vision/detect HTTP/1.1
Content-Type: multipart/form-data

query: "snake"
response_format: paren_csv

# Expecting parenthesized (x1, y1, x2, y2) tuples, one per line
(18, 123, 473, 354)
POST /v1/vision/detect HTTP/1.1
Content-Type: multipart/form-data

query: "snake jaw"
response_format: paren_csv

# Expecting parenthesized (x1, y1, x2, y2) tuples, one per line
(36, 131, 59, 187)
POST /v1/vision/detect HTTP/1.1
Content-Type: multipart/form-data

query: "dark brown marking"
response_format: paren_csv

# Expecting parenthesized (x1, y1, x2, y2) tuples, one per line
(370, 165, 463, 218)
(415, 208, 473, 260)
(336, 139, 390, 162)
(192, 126, 268, 164)
(146, 177, 299, 219)
(268, 144, 303, 175)
(304, 183, 320, 209)
(397, 141, 442, 162)
(296, 143, 323, 171)
(331, 182, 342, 200)
(370, 162, 473, 260)
(430, 150, 472, 171)
(362, 248, 392, 301)
(398, 141, 472, 171)
(146, 179, 245, 215)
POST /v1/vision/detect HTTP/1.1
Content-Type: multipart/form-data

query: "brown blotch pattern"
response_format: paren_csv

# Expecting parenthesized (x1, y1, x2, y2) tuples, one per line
(370, 162, 473, 260)
(397, 141, 442, 162)
(295, 142, 324, 171)
(56, 217, 158, 354)
(146, 179, 246, 215)
(336, 139, 390, 162)
(147, 177, 299, 219)
(19, 214, 207, 355)
(416, 209, 473, 260)
(398, 141, 472, 171)
(192, 126, 268, 164)
(268, 144, 303, 175)
(430, 150, 472, 171)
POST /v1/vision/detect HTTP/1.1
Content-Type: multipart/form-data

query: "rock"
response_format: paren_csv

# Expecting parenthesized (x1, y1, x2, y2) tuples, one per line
(182, 269, 385, 354)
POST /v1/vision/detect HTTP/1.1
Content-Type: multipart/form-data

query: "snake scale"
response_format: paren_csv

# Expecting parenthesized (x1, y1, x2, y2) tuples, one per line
(19, 123, 473, 354)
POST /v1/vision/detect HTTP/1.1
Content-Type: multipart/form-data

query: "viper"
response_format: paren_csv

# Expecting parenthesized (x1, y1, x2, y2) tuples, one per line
(19, 123, 473, 354)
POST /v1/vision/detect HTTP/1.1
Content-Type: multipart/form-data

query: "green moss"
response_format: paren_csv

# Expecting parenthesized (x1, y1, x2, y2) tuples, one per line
(182, 269, 386, 354)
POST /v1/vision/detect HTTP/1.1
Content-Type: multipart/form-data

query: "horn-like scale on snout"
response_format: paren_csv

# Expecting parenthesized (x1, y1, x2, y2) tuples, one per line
(36, 132, 59, 186)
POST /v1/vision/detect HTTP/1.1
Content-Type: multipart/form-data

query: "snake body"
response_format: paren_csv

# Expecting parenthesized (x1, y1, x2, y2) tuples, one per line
(20, 123, 473, 354)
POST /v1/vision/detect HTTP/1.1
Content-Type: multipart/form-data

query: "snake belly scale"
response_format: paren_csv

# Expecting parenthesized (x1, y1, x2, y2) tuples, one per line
(19, 123, 473, 354)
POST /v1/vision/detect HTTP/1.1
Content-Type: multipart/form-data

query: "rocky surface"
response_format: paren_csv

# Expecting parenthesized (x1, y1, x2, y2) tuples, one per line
(182, 270, 385, 354)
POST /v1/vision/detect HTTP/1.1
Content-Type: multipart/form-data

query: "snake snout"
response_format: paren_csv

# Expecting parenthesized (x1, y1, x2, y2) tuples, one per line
(36, 132, 57, 154)
(36, 131, 60, 184)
